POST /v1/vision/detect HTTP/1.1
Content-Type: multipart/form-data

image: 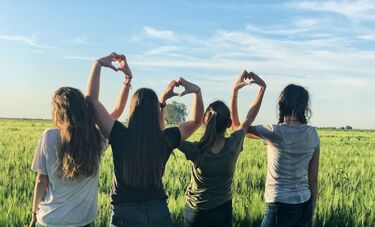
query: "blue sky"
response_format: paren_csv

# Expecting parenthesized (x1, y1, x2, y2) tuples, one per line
(0, 0, 375, 129)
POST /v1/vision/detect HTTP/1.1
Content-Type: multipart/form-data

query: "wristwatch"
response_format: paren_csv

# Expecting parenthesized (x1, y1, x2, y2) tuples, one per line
(160, 102, 166, 109)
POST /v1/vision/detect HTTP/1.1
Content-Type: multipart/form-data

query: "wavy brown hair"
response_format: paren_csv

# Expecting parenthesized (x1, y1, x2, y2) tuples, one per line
(52, 87, 102, 180)
(278, 84, 311, 124)
(124, 88, 169, 189)
(195, 101, 231, 167)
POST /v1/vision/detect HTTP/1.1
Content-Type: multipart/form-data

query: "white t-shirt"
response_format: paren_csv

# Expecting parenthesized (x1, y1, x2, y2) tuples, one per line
(31, 128, 107, 227)
(256, 123, 320, 204)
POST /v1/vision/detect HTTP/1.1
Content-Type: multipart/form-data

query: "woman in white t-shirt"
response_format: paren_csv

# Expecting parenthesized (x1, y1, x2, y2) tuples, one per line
(29, 54, 132, 227)
(231, 84, 320, 227)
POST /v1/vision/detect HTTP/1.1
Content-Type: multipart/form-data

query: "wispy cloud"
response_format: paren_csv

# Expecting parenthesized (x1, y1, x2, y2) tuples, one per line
(72, 37, 95, 45)
(0, 35, 56, 49)
(143, 26, 177, 41)
(290, 0, 375, 21)
(63, 56, 95, 61)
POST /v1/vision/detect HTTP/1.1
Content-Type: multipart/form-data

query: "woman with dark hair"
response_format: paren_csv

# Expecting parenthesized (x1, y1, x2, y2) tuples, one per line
(176, 70, 266, 227)
(85, 53, 204, 226)
(30, 72, 130, 226)
(231, 84, 320, 227)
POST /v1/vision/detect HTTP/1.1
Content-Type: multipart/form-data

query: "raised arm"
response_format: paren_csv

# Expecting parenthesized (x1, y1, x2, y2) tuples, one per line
(230, 70, 250, 131)
(177, 77, 204, 141)
(159, 80, 179, 129)
(29, 173, 48, 227)
(308, 147, 320, 226)
(236, 72, 266, 134)
(85, 53, 119, 138)
(110, 55, 133, 120)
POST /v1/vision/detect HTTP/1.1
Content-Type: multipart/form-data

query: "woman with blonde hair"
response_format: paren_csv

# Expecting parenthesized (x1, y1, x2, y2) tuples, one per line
(29, 55, 131, 227)
(85, 53, 204, 226)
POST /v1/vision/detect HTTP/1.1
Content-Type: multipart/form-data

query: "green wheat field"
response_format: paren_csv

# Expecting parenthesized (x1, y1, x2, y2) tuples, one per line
(0, 119, 374, 226)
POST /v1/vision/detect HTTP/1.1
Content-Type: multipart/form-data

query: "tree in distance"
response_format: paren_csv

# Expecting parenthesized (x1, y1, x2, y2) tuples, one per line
(165, 101, 187, 125)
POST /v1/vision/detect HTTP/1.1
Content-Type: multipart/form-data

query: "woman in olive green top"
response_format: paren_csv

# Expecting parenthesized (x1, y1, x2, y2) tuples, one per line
(178, 71, 266, 227)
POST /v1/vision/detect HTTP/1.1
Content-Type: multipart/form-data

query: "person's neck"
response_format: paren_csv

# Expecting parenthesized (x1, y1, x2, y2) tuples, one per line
(284, 116, 302, 125)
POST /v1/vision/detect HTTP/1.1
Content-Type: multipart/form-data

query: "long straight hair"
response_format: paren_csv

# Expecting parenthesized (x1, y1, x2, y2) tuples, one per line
(195, 101, 231, 167)
(278, 84, 311, 124)
(52, 87, 102, 180)
(124, 88, 168, 189)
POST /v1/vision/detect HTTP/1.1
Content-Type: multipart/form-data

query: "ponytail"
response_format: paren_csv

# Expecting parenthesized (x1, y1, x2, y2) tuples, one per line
(195, 108, 217, 167)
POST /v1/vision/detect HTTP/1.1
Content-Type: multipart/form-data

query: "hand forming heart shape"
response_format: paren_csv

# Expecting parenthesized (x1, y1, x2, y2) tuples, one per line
(98, 52, 132, 78)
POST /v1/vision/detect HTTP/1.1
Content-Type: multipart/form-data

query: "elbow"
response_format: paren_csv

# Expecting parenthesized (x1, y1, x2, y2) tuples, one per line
(193, 118, 203, 129)
(85, 95, 95, 103)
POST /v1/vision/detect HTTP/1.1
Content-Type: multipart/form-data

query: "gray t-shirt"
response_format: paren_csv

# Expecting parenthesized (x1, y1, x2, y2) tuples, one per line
(31, 128, 107, 227)
(256, 123, 320, 204)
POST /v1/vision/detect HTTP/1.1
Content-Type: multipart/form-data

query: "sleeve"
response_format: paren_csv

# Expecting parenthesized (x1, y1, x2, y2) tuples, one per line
(229, 129, 245, 153)
(178, 141, 200, 161)
(314, 128, 320, 150)
(164, 127, 181, 150)
(109, 120, 127, 145)
(255, 124, 279, 143)
(31, 131, 48, 175)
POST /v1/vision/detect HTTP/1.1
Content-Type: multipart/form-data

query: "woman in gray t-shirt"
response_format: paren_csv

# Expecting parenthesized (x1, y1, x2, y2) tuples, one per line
(231, 84, 320, 227)
(30, 53, 131, 227)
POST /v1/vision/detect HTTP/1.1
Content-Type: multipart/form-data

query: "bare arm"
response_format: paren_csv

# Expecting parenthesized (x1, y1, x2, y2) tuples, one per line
(177, 77, 204, 141)
(29, 173, 48, 227)
(85, 60, 115, 138)
(178, 89, 204, 141)
(110, 77, 132, 120)
(230, 70, 248, 131)
(308, 147, 320, 226)
(231, 71, 266, 134)
(159, 81, 179, 129)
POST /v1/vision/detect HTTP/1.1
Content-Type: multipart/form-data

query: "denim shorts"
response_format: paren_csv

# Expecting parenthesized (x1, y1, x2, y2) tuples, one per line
(110, 199, 173, 227)
(184, 200, 232, 227)
(260, 197, 313, 227)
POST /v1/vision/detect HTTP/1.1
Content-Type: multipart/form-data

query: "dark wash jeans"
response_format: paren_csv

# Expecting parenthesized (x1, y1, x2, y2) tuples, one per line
(184, 200, 232, 227)
(110, 199, 173, 227)
(260, 197, 312, 227)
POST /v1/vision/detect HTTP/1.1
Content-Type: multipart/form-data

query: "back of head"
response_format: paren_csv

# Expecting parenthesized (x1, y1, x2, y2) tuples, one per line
(52, 87, 102, 180)
(278, 84, 311, 124)
(196, 101, 231, 166)
(125, 88, 167, 189)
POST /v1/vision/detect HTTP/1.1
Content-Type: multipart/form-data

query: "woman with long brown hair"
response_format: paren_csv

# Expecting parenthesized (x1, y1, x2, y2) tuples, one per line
(29, 59, 131, 227)
(177, 70, 266, 227)
(85, 53, 204, 226)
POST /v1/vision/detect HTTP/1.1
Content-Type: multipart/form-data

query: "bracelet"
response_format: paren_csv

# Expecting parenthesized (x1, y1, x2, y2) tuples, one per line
(160, 102, 166, 109)
(123, 82, 132, 88)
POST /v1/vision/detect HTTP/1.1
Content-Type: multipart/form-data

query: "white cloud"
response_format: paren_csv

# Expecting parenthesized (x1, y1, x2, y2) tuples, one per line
(143, 26, 177, 41)
(357, 34, 375, 40)
(0, 35, 55, 49)
(73, 37, 95, 45)
(63, 56, 95, 61)
(290, 0, 375, 21)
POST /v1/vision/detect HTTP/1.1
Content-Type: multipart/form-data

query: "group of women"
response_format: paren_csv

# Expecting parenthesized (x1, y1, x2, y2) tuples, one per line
(30, 52, 320, 227)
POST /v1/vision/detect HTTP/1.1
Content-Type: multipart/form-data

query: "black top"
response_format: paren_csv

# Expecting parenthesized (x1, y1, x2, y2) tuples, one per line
(108, 120, 181, 204)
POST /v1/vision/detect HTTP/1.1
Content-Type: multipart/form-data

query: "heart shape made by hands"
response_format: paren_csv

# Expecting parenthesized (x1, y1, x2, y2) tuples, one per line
(172, 83, 187, 97)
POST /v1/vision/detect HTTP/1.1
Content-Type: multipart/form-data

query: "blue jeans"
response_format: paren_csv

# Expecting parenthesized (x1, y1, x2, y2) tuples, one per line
(36, 222, 91, 227)
(110, 199, 173, 227)
(184, 200, 232, 227)
(260, 197, 312, 227)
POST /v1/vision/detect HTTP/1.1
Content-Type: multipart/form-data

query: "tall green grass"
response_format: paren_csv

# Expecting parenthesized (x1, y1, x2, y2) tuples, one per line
(0, 119, 374, 226)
